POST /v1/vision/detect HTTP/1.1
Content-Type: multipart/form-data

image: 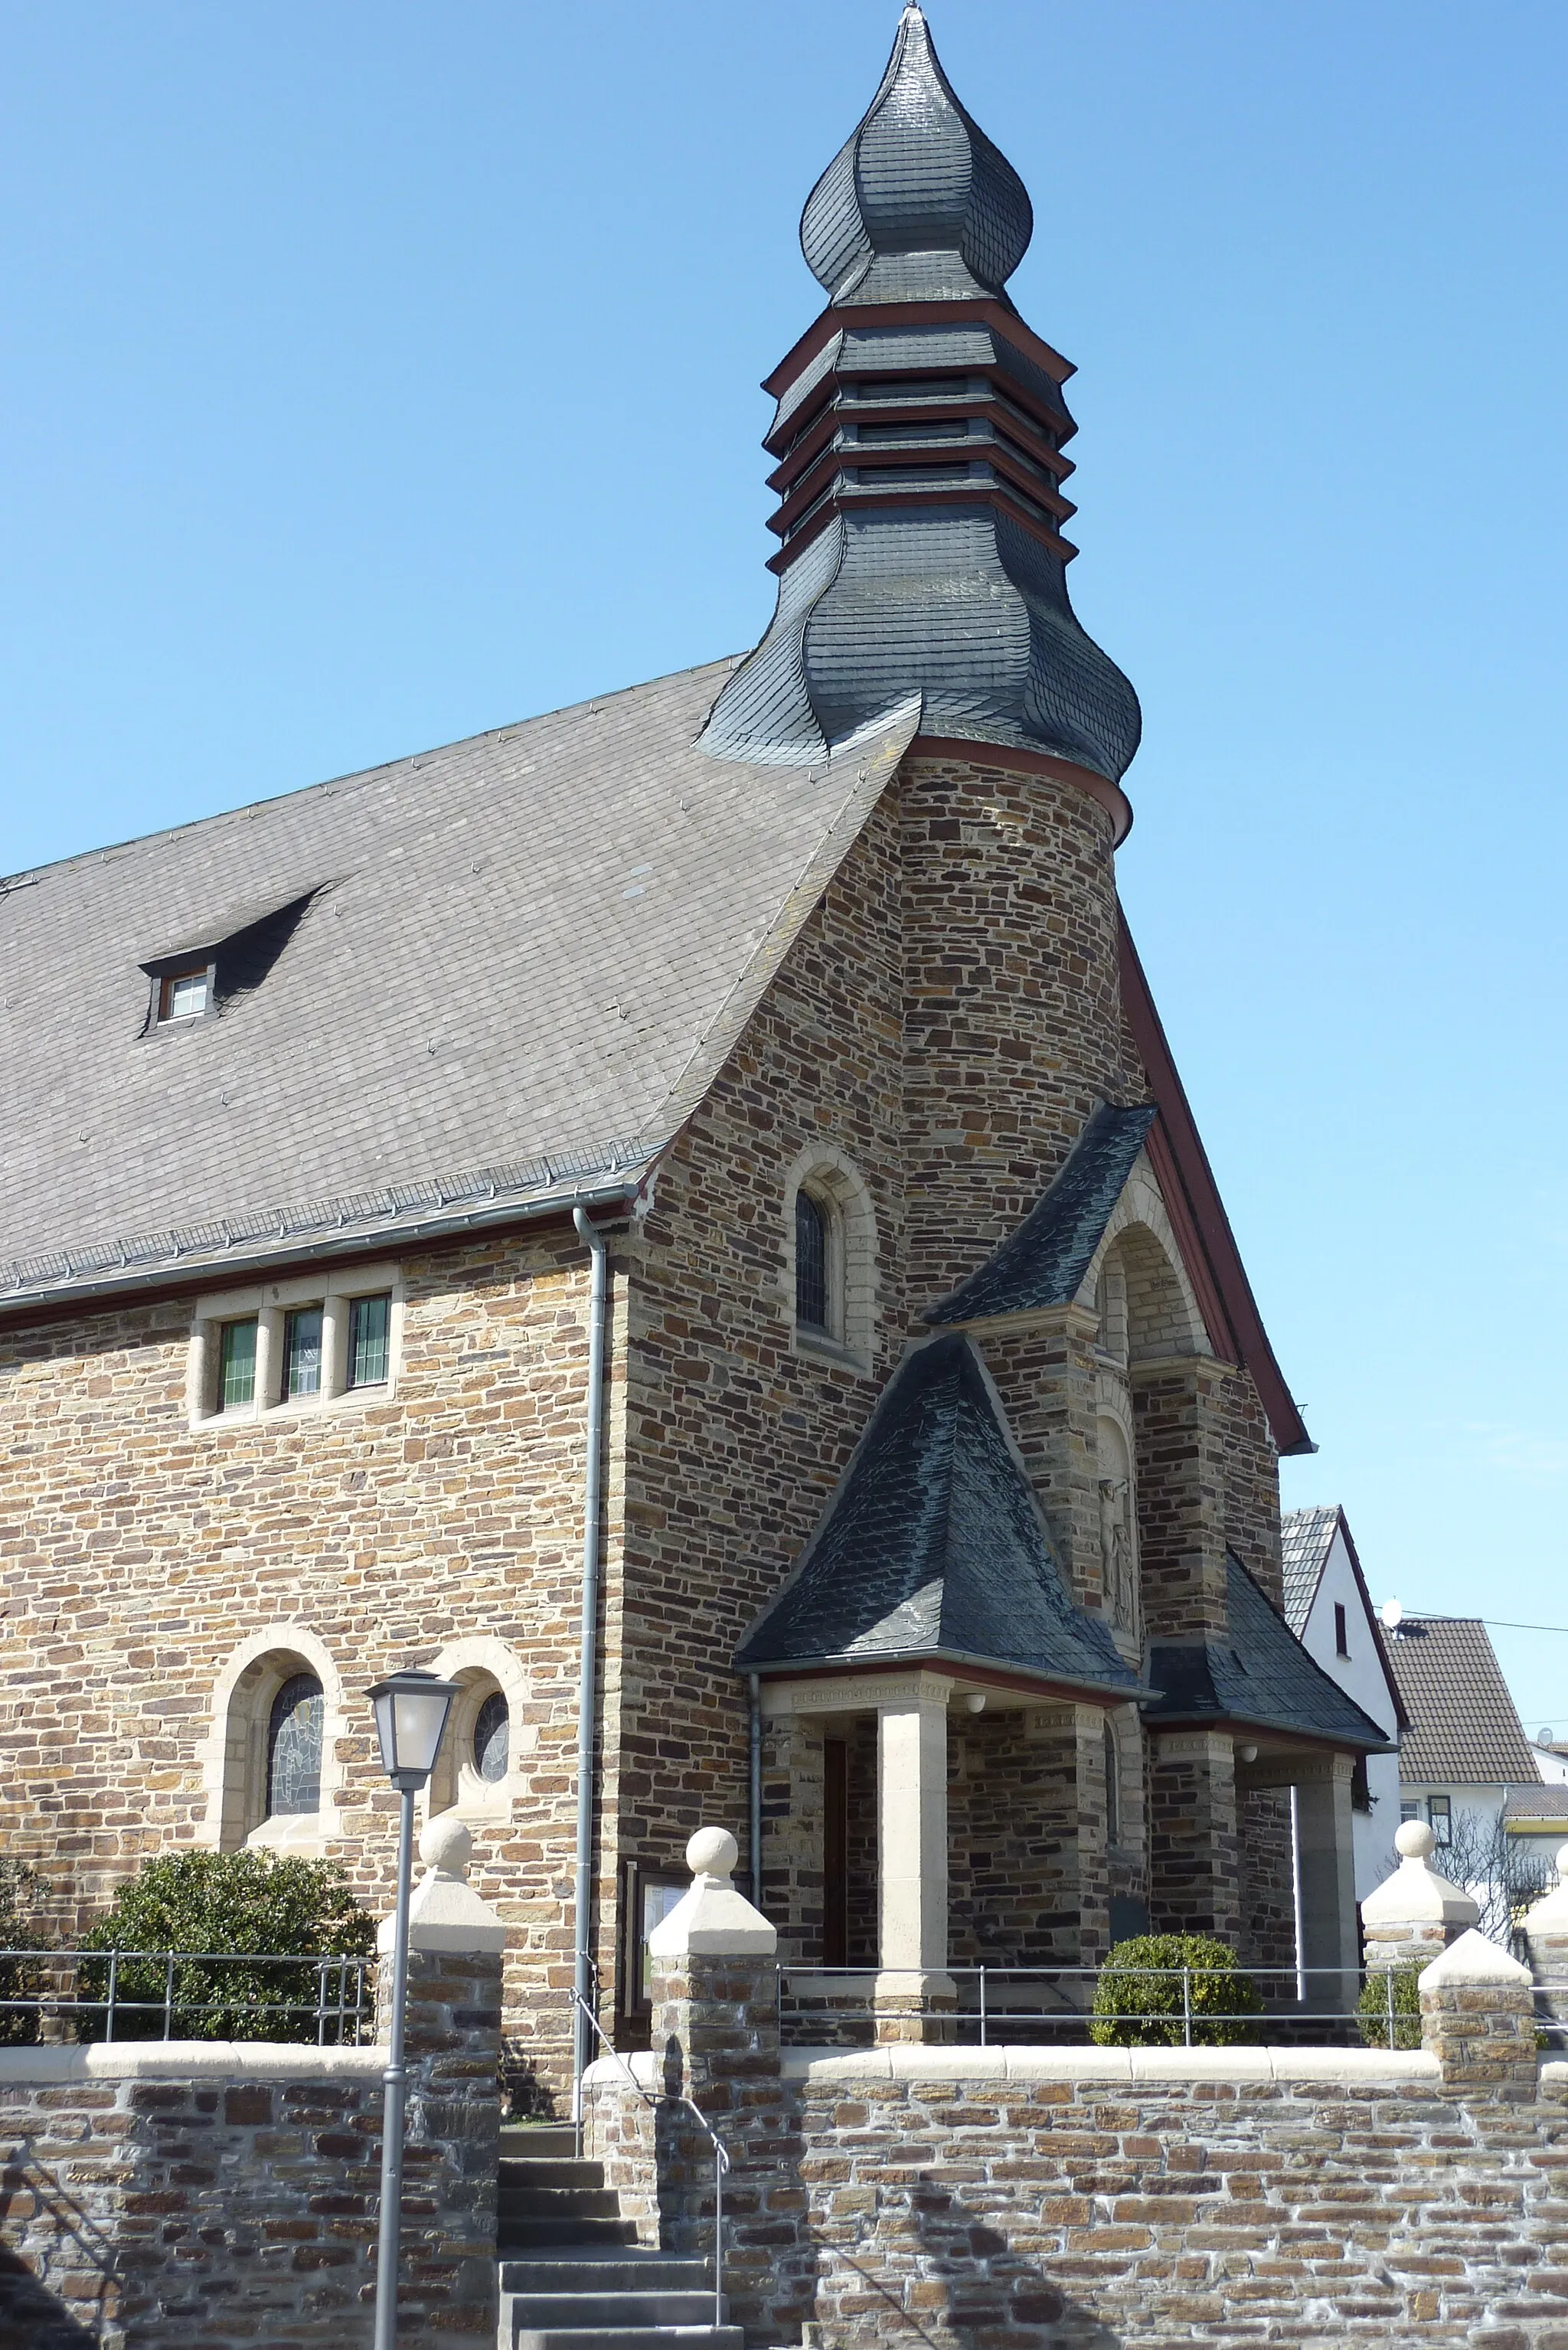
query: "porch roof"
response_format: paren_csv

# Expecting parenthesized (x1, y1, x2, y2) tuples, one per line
(734, 1333, 1146, 1698)
(1144, 1552, 1395, 1752)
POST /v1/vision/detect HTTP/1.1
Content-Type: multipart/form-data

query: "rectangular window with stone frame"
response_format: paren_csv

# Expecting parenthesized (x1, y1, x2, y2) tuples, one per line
(189, 1263, 402, 1425)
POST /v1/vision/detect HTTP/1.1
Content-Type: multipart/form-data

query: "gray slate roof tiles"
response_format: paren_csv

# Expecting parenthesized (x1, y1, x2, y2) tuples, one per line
(1280, 1504, 1342, 1633)
(1144, 1553, 1393, 1751)
(735, 1332, 1145, 1696)
(1, 664, 920, 1299)
(925, 1101, 1156, 1325)
(1384, 1618, 1541, 1786)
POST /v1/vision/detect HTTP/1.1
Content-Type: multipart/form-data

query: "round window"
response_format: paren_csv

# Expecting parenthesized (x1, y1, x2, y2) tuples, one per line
(473, 1688, 509, 1785)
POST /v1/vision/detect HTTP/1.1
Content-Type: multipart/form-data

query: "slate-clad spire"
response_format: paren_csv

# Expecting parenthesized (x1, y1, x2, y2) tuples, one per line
(800, 3, 1033, 307)
(702, 7, 1142, 822)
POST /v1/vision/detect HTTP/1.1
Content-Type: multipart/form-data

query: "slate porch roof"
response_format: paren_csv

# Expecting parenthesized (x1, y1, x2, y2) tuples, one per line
(1385, 1618, 1540, 1786)
(925, 1101, 1156, 1325)
(0, 666, 917, 1302)
(1143, 1553, 1394, 1752)
(735, 1332, 1146, 1698)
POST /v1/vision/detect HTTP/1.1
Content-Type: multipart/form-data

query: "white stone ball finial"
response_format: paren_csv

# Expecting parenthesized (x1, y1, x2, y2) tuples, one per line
(419, 1812, 473, 1880)
(686, 1826, 738, 1881)
(1395, 1819, 1436, 1861)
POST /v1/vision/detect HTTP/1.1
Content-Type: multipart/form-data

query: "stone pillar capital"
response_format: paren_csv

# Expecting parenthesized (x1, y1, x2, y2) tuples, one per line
(1361, 1819, 1479, 1959)
(377, 1811, 508, 1956)
(649, 1827, 778, 1959)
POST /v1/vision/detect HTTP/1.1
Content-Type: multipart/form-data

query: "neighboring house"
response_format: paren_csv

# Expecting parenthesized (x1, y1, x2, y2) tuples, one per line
(1383, 1616, 1541, 1868)
(1281, 1506, 1407, 1901)
(0, 8, 1389, 2086)
(1529, 1733, 1568, 1788)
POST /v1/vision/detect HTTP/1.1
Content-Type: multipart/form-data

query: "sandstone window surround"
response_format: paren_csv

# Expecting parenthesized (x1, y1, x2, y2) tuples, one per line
(782, 1144, 877, 1374)
(422, 1636, 537, 1828)
(202, 1626, 349, 1857)
(185, 1262, 403, 1429)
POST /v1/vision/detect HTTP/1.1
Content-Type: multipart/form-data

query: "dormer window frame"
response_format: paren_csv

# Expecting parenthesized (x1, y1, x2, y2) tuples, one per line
(153, 958, 217, 1028)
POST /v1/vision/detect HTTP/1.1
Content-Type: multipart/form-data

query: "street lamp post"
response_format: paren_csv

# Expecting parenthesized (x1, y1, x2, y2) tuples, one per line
(368, 1665, 460, 2350)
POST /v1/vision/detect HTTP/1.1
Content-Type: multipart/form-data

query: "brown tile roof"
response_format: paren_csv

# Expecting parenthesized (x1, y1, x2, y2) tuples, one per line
(1385, 1617, 1540, 1786)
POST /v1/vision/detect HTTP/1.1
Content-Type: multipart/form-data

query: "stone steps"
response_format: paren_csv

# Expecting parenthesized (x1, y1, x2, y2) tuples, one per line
(496, 2130, 728, 2350)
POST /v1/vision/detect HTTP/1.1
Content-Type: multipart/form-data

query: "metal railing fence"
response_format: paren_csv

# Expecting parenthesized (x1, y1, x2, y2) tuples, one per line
(776, 1960, 1530, 2051)
(0, 1946, 376, 2045)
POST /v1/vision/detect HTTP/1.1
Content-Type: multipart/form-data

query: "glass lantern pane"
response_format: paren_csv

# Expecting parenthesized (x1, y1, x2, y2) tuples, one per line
(390, 1685, 452, 1775)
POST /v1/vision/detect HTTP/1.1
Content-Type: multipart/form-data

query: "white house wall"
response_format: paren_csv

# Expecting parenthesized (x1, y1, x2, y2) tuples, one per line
(1296, 1525, 1401, 1901)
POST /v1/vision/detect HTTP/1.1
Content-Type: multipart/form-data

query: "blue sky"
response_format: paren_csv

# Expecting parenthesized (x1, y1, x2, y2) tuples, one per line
(4, 2, 1565, 1727)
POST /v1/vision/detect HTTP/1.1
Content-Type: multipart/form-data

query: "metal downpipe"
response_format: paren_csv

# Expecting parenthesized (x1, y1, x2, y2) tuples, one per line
(749, 1673, 763, 1910)
(570, 1206, 608, 2133)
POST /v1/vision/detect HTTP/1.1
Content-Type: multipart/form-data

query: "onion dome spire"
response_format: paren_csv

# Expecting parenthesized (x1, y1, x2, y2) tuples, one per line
(801, 3, 1033, 306)
(703, 7, 1142, 832)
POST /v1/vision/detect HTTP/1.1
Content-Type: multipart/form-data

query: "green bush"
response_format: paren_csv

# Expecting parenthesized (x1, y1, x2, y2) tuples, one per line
(77, 1849, 374, 2042)
(0, 1857, 56, 2048)
(1091, 1933, 1264, 2048)
(1357, 1964, 1422, 2051)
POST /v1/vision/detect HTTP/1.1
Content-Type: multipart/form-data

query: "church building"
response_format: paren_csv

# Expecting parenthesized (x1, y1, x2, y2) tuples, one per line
(0, 8, 1388, 2091)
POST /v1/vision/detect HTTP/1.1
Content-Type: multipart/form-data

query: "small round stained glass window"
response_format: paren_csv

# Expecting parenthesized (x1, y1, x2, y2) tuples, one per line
(473, 1689, 509, 1785)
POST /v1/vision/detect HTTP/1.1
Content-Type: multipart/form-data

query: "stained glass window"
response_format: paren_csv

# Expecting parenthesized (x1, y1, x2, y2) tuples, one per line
(217, 1318, 257, 1411)
(348, 1293, 390, 1388)
(283, 1306, 322, 1400)
(795, 1190, 828, 1332)
(266, 1674, 323, 1816)
(473, 1690, 509, 1785)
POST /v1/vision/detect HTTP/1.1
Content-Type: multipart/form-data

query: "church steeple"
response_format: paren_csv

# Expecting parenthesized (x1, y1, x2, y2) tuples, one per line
(702, 7, 1142, 831)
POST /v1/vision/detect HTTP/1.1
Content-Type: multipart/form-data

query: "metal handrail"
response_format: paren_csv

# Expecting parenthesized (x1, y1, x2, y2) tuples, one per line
(570, 1988, 728, 2331)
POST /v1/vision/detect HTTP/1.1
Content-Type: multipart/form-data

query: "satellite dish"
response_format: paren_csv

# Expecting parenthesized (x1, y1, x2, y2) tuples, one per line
(1381, 1599, 1404, 1632)
(1541, 1728, 1556, 1747)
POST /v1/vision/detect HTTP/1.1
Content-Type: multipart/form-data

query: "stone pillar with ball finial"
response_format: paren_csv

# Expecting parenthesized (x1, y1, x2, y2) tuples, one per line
(374, 1812, 506, 2329)
(648, 1827, 800, 2338)
(1361, 1818, 1481, 1976)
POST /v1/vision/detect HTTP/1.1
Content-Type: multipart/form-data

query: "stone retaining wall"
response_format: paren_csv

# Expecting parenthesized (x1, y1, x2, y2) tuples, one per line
(0, 1943, 501, 2349)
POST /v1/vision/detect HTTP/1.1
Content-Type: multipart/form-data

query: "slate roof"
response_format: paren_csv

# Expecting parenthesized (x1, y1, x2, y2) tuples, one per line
(1385, 1619, 1540, 1786)
(925, 1102, 1156, 1326)
(0, 666, 919, 1303)
(1143, 1553, 1393, 1751)
(1280, 1505, 1341, 1632)
(735, 1333, 1145, 1696)
(1506, 1780, 1568, 1827)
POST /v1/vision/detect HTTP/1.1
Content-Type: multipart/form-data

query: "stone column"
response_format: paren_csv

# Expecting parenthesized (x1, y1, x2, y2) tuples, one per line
(1291, 1754, 1359, 2006)
(1419, 1927, 1539, 2099)
(648, 1828, 797, 2340)
(1521, 1843, 1568, 2031)
(374, 1814, 505, 2340)
(1147, 1730, 1240, 1940)
(1362, 1819, 1480, 1972)
(759, 1711, 824, 1968)
(874, 1674, 956, 2040)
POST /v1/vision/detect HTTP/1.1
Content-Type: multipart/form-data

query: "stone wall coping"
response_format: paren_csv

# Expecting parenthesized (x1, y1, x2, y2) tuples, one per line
(0, 2041, 387, 2085)
(584, 2044, 1441, 2089)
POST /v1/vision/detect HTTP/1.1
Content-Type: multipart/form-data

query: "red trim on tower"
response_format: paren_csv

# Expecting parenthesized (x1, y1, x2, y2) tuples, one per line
(763, 298, 1076, 402)
(1118, 911, 1314, 1459)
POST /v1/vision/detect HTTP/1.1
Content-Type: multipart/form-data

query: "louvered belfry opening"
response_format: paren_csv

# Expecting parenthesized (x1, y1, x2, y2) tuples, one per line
(701, 2, 1142, 803)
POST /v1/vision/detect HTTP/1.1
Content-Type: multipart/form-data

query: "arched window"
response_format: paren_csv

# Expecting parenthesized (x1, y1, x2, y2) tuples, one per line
(266, 1674, 324, 1816)
(1104, 1718, 1121, 1848)
(473, 1689, 510, 1785)
(795, 1189, 830, 1332)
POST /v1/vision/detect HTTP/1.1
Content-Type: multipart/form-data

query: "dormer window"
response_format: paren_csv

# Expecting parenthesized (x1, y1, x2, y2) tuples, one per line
(158, 964, 213, 1023)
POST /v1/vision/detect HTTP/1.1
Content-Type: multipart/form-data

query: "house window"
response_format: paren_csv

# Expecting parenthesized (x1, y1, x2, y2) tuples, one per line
(217, 1318, 258, 1411)
(1351, 1755, 1371, 1812)
(348, 1293, 391, 1387)
(795, 1190, 829, 1332)
(1400, 1799, 1419, 1823)
(1104, 1719, 1122, 1846)
(266, 1674, 324, 1816)
(1334, 1603, 1350, 1658)
(283, 1307, 323, 1400)
(158, 964, 212, 1023)
(1428, 1794, 1452, 1845)
(473, 1690, 509, 1785)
